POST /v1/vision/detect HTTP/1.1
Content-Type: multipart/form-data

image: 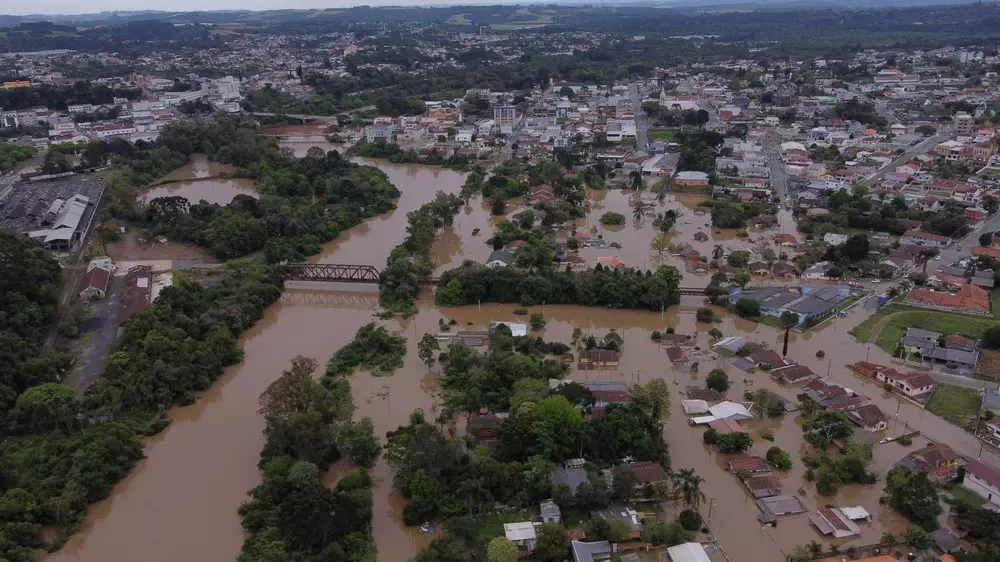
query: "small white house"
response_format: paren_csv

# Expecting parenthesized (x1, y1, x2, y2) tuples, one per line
(801, 261, 832, 280)
(504, 521, 540, 553)
(963, 459, 1000, 509)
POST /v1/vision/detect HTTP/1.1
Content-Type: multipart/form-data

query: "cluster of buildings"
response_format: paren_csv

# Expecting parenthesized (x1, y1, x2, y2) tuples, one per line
(0, 176, 103, 252)
(727, 284, 857, 326)
(1, 75, 243, 148)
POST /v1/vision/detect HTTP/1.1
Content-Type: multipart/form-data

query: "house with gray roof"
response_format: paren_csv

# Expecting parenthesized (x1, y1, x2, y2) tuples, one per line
(571, 540, 612, 562)
(553, 458, 589, 495)
(485, 249, 515, 268)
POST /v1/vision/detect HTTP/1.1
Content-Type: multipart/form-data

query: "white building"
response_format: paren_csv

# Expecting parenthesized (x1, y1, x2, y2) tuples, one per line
(962, 460, 1000, 509)
(955, 111, 975, 136)
(666, 543, 711, 562)
(503, 522, 540, 553)
(67, 103, 96, 114)
(91, 122, 137, 139)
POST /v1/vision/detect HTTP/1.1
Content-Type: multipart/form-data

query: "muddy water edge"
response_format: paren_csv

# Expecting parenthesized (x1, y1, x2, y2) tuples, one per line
(42, 157, 999, 562)
(138, 155, 259, 206)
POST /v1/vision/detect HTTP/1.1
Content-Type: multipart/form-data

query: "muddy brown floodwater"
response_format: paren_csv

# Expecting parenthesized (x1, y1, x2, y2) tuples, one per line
(46, 156, 1000, 562)
(138, 155, 259, 206)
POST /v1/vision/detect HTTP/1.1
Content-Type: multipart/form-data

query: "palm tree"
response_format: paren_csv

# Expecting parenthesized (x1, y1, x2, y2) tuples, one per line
(919, 247, 939, 273)
(633, 200, 648, 223)
(650, 234, 667, 256)
(629, 170, 643, 190)
(778, 311, 800, 356)
(672, 468, 705, 509)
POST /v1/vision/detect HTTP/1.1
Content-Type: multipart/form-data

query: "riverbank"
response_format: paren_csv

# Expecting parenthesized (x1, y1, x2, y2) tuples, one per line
(44, 153, 1000, 562)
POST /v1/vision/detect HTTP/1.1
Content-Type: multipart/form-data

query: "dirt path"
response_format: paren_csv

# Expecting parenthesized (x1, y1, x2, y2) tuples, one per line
(865, 312, 893, 345)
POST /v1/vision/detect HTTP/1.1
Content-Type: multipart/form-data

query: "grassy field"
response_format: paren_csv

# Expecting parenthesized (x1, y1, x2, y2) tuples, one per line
(850, 311, 884, 343)
(950, 485, 987, 508)
(648, 129, 679, 142)
(926, 383, 982, 433)
(976, 349, 1000, 380)
(993, 289, 1000, 320)
(861, 308, 1000, 353)
(475, 510, 531, 540)
(445, 13, 472, 25)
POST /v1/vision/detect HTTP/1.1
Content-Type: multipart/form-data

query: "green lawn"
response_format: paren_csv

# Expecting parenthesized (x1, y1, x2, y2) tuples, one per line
(993, 289, 1000, 320)
(445, 13, 472, 25)
(756, 315, 784, 328)
(475, 510, 531, 540)
(850, 311, 883, 343)
(648, 129, 679, 142)
(870, 309, 1000, 353)
(926, 383, 982, 433)
(950, 485, 987, 508)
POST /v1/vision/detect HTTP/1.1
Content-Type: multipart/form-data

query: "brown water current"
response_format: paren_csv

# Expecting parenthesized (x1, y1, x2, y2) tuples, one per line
(45, 158, 1000, 562)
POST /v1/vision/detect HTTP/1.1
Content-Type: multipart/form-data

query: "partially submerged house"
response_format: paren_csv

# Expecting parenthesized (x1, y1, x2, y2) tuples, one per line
(897, 443, 960, 482)
(810, 507, 862, 538)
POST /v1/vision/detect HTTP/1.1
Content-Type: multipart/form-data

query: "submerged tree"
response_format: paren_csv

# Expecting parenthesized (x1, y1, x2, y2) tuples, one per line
(778, 311, 800, 356)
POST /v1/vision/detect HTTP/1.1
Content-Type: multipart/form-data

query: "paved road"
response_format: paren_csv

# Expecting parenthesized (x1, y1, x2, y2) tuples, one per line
(73, 274, 124, 395)
(865, 129, 950, 186)
(629, 82, 649, 153)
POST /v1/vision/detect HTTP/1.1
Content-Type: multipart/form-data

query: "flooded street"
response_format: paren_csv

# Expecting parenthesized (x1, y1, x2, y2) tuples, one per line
(138, 155, 259, 205)
(46, 155, 1000, 562)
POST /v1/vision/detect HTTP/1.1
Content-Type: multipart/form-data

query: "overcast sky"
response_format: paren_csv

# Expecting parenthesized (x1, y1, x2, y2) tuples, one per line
(12, 0, 532, 16)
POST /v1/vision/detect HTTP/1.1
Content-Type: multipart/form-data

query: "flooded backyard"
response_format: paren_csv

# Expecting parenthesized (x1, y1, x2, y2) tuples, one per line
(44, 154, 1000, 562)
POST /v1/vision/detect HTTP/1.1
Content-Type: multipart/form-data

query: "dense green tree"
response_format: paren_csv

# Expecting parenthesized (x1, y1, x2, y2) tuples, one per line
(706, 369, 729, 392)
(532, 396, 583, 460)
(326, 323, 407, 376)
(733, 298, 760, 318)
(258, 356, 353, 469)
(802, 410, 853, 448)
(418, 333, 441, 369)
(884, 467, 942, 530)
(766, 446, 792, 471)
(486, 537, 518, 562)
(534, 523, 570, 562)
(435, 263, 682, 312)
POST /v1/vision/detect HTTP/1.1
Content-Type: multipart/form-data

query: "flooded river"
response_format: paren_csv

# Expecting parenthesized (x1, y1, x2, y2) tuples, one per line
(139, 155, 258, 205)
(46, 155, 1000, 562)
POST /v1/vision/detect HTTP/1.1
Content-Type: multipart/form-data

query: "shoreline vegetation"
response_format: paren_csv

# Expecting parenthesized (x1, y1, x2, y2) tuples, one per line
(378, 191, 464, 316)
(238, 351, 380, 561)
(352, 139, 475, 171)
(0, 115, 403, 557)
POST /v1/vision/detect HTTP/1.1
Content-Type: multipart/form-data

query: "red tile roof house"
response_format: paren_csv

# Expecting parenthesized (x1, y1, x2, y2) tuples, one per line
(899, 230, 951, 247)
(852, 361, 881, 379)
(708, 418, 742, 435)
(610, 462, 669, 488)
(769, 364, 816, 385)
(897, 443, 960, 482)
(810, 507, 861, 538)
(79, 265, 111, 300)
(530, 185, 555, 205)
(726, 454, 771, 473)
(744, 475, 783, 499)
(846, 404, 890, 432)
(905, 284, 991, 316)
(504, 240, 529, 253)
(876, 370, 936, 398)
